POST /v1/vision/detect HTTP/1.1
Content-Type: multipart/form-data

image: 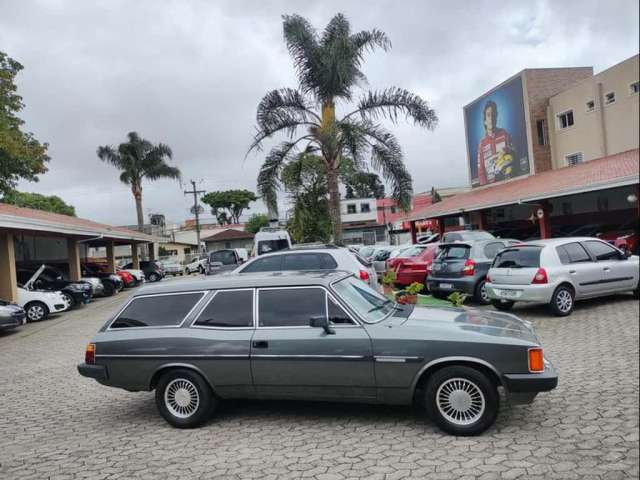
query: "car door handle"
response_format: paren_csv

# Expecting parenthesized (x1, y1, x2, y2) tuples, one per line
(603, 267, 611, 272)
(569, 270, 576, 274)
(252, 341, 269, 349)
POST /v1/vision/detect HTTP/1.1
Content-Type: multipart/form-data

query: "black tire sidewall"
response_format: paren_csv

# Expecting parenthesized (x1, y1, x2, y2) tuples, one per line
(155, 369, 216, 428)
(103, 282, 115, 297)
(424, 365, 499, 436)
(475, 280, 490, 305)
(62, 293, 76, 308)
(550, 285, 574, 316)
(491, 299, 515, 311)
(149, 273, 159, 282)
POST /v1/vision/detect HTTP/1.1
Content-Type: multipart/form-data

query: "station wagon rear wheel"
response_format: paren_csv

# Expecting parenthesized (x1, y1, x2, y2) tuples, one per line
(155, 369, 216, 428)
(425, 366, 498, 436)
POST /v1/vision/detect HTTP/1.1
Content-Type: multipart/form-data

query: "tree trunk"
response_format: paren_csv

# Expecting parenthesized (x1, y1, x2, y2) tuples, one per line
(327, 165, 342, 244)
(132, 184, 144, 232)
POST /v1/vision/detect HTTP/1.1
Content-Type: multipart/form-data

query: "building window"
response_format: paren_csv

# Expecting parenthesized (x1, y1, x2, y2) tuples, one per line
(565, 152, 583, 166)
(557, 110, 574, 129)
(390, 206, 397, 214)
(347, 204, 356, 214)
(536, 119, 547, 146)
(360, 203, 371, 213)
(604, 91, 616, 105)
(630, 82, 639, 95)
(585, 100, 595, 112)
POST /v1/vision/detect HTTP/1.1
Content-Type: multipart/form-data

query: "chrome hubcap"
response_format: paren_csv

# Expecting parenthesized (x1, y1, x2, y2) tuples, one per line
(480, 283, 489, 302)
(436, 378, 485, 426)
(164, 379, 199, 419)
(28, 306, 44, 321)
(556, 290, 573, 312)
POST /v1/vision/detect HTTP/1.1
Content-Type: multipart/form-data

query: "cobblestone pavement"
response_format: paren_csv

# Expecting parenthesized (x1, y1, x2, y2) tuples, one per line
(1, 279, 638, 480)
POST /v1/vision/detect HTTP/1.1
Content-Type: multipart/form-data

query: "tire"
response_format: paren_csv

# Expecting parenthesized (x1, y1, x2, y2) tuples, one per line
(424, 365, 499, 436)
(474, 280, 491, 305)
(155, 369, 216, 428)
(633, 284, 639, 299)
(148, 273, 160, 283)
(103, 282, 115, 297)
(198, 266, 205, 274)
(185, 268, 191, 275)
(491, 299, 515, 311)
(25, 301, 49, 322)
(549, 285, 575, 317)
(61, 292, 76, 309)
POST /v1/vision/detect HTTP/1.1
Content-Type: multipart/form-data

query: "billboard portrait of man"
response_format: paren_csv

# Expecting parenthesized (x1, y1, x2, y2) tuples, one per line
(464, 76, 530, 187)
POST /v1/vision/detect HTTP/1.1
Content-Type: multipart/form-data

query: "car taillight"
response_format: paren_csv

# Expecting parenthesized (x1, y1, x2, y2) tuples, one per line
(528, 348, 544, 373)
(359, 270, 370, 281)
(531, 268, 548, 284)
(462, 259, 476, 276)
(486, 274, 492, 283)
(85, 343, 96, 364)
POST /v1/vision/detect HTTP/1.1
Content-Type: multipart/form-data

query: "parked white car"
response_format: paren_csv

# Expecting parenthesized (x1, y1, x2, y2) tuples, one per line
(254, 228, 292, 256)
(486, 237, 640, 316)
(184, 256, 208, 275)
(157, 259, 183, 276)
(16, 285, 70, 322)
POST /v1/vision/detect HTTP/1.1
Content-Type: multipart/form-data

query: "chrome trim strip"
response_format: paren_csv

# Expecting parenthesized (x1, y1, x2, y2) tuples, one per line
(374, 356, 423, 363)
(96, 354, 249, 359)
(251, 354, 367, 360)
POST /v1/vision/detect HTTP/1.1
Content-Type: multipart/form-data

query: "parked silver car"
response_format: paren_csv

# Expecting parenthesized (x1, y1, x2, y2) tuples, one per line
(78, 271, 557, 435)
(233, 245, 379, 288)
(486, 237, 640, 316)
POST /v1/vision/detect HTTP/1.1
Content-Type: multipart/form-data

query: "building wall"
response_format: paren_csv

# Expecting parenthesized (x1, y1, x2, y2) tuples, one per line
(204, 238, 253, 252)
(340, 198, 378, 222)
(547, 55, 639, 168)
(523, 67, 594, 174)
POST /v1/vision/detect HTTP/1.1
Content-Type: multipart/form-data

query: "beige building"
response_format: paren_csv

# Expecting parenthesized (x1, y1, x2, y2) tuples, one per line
(547, 55, 639, 169)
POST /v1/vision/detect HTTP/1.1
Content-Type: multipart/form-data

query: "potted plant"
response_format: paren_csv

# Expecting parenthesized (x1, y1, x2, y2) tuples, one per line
(447, 291, 468, 308)
(396, 282, 424, 304)
(381, 270, 396, 296)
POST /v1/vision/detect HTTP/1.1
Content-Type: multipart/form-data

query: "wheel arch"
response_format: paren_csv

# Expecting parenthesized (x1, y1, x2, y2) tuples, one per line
(149, 363, 218, 395)
(411, 356, 503, 399)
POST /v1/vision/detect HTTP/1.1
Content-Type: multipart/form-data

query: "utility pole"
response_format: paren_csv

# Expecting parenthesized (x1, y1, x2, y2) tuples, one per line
(184, 180, 206, 252)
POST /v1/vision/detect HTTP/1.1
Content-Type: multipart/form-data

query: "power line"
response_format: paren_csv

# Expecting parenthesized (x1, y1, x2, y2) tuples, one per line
(184, 180, 206, 251)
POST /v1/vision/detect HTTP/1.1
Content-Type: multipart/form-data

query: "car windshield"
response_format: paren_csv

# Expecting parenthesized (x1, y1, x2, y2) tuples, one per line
(493, 246, 542, 268)
(332, 276, 395, 323)
(462, 231, 494, 240)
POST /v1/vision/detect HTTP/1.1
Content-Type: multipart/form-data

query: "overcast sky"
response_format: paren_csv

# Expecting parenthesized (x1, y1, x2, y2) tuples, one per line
(1, 0, 638, 226)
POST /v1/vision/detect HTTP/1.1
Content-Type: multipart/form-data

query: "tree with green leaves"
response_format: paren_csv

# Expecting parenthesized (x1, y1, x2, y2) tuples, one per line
(2, 190, 76, 216)
(97, 132, 180, 230)
(201, 189, 258, 226)
(431, 186, 442, 203)
(282, 154, 332, 243)
(340, 158, 385, 199)
(0, 51, 50, 195)
(249, 13, 437, 243)
(245, 213, 270, 234)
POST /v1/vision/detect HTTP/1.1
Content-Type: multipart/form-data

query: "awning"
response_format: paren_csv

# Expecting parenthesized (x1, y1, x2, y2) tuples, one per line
(408, 149, 639, 221)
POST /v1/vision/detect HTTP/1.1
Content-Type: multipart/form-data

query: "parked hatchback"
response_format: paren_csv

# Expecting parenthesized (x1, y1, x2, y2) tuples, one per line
(387, 243, 440, 288)
(486, 237, 640, 316)
(122, 261, 165, 283)
(78, 271, 557, 435)
(427, 239, 517, 304)
(234, 245, 378, 288)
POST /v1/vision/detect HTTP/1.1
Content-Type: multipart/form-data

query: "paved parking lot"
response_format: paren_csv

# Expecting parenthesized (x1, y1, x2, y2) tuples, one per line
(1, 280, 638, 480)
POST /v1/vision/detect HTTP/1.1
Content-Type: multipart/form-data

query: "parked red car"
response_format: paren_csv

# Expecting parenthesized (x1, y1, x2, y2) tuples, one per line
(386, 243, 440, 287)
(84, 262, 136, 288)
(599, 220, 639, 256)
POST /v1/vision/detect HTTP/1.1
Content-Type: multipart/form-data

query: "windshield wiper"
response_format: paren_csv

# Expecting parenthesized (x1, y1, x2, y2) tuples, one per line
(367, 299, 393, 313)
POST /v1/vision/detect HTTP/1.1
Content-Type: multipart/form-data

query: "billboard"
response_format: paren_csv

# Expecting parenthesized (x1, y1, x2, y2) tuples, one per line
(464, 75, 530, 187)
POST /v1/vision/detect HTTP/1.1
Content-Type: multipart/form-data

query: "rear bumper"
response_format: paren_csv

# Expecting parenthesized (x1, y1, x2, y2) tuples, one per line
(77, 363, 108, 381)
(486, 283, 555, 303)
(427, 275, 476, 295)
(396, 271, 426, 286)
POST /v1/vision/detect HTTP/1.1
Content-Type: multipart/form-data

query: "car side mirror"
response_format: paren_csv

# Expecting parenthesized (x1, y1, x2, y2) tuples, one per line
(309, 316, 335, 335)
(623, 250, 632, 259)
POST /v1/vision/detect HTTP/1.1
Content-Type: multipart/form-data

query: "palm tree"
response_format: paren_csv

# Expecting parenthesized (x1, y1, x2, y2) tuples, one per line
(248, 13, 437, 242)
(97, 132, 181, 231)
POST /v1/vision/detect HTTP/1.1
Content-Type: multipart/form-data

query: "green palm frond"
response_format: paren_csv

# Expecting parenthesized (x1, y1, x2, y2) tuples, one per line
(349, 87, 438, 129)
(282, 14, 321, 96)
(256, 88, 320, 133)
(257, 140, 307, 212)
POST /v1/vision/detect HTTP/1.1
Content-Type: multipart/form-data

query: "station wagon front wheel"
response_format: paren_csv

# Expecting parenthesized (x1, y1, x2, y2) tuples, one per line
(424, 366, 499, 436)
(155, 369, 216, 428)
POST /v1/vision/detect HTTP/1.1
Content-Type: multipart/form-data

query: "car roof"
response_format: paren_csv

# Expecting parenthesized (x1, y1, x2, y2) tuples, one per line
(282, 244, 341, 251)
(513, 237, 605, 248)
(136, 271, 353, 295)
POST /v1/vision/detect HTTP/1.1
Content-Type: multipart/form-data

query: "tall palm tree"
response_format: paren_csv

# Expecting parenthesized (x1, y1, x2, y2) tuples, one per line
(248, 13, 437, 242)
(97, 131, 180, 231)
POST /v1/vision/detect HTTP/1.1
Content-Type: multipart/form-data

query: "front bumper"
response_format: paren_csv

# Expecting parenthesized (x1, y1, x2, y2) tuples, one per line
(486, 283, 556, 303)
(67, 290, 92, 305)
(427, 275, 476, 295)
(0, 312, 26, 330)
(77, 363, 108, 381)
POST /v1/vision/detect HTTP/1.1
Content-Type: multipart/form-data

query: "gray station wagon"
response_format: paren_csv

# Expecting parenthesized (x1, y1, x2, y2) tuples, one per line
(78, 271, 557, 435)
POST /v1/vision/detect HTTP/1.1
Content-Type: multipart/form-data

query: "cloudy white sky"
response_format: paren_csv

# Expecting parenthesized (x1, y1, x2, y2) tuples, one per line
(1, 0, 638, 226)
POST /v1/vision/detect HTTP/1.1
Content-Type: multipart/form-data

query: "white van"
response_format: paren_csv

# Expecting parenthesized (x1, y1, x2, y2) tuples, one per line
(254, 228, 292, 256)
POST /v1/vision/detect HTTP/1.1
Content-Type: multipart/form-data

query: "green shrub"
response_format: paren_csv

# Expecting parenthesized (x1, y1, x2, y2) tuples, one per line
(447, 291, 468, 307)
(406, 282, 424, 295)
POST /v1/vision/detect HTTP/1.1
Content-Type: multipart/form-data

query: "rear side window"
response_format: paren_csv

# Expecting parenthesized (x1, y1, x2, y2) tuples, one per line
(483, 242, 506, 259)
(493, 247, 541, 268)
(557, 243, 591, 264)
(583, 240, 621, 261)
(241, 255, 282, 273)
(111, 293, 204, 328)
(209, 250, 237, 265)
(258, 288, 326, 327)
(257, 239, 289, 255)
(282, 253, 338, 270)
(194, 290, 253, 328)
(438, 245, 470, 260)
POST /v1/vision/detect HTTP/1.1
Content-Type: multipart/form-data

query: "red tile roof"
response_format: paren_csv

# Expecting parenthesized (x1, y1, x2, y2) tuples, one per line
(0, 203, 156, 242)
(202, 228, 254, 241)
(408, 149, 639, 220)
